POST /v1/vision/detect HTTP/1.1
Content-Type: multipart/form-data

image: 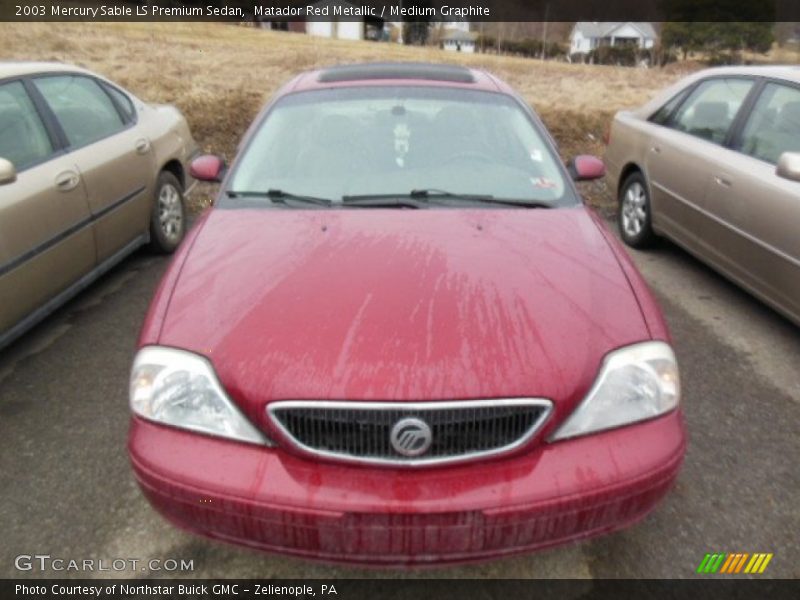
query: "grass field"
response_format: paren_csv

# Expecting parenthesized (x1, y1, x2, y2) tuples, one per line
(1, 22, 700, 210)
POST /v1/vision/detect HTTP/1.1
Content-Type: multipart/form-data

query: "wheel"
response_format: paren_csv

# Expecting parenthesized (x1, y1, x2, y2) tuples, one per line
(618, 171, 656, 248)
(149, 171, 186, 254)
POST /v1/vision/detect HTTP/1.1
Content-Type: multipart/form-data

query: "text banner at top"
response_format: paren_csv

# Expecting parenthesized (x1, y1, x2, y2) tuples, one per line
(1, 0, 795, 22)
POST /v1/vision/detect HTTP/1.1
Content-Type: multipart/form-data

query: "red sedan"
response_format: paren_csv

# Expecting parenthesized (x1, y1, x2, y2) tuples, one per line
(128, 63, 685, 566)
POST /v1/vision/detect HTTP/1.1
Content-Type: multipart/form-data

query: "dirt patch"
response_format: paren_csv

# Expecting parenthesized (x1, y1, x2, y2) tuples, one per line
(539, 108, 617, 213)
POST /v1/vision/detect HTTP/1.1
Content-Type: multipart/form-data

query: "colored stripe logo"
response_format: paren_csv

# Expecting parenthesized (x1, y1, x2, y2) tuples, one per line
(697, 553, 773, 574)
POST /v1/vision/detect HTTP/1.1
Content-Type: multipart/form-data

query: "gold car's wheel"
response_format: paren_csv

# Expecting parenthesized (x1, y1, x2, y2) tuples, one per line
(618, 172, 656, 248)
(149, 171, 186, 254)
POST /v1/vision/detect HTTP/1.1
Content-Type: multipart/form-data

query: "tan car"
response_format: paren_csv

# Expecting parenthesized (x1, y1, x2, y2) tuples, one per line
(0, 62, 198, 350)
(606, 66, 800, 326)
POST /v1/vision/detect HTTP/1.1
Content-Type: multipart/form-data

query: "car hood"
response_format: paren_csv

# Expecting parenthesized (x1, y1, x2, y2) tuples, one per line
(158, 207, 650, 426)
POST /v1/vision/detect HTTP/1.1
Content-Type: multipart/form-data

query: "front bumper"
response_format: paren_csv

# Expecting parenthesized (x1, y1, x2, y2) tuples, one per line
(129, 410, 685, 566)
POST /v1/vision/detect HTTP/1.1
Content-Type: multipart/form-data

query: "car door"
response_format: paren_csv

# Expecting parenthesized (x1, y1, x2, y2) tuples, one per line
(699, 81, 800, 320)
(0, 79, 95, 342)
(645, 77, 756, 254)
(31, 74, 154, 263)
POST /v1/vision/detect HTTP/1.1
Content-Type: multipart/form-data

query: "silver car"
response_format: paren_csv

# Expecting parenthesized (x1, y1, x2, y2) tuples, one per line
(0, 62, 199, 350)
(606, 66, 800, 326)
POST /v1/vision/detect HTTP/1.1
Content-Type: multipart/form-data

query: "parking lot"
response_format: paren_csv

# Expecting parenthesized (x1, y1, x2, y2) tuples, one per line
(0, 220, 798, 579)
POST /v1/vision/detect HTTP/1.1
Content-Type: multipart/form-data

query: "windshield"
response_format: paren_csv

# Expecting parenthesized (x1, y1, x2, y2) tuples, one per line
(228, 86, 577, 207)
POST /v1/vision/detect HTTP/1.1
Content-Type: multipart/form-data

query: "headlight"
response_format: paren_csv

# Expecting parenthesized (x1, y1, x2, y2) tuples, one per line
(130, 346, 270, 445)
(551, 341, 680, 441)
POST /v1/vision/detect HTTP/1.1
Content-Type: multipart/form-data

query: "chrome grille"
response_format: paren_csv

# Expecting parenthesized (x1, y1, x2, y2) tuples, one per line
(266, 399, 552, 466)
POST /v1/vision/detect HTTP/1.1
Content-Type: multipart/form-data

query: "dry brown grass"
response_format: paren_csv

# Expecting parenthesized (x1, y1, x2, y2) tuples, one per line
(1, 22, 695, 211)
(747, 43, 800, 65)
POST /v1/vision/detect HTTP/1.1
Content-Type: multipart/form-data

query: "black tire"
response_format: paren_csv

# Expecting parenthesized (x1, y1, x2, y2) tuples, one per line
(618, 171, 657, 248)
(149, 171, 186, 254)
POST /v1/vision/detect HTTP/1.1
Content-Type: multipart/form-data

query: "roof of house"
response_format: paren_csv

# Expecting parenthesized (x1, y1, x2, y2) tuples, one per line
(572, 22, 657, 40)
(441, 30, 478, 43)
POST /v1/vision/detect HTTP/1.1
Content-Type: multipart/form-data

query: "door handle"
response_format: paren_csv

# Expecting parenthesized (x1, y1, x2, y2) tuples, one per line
(714, 175, 732, 188)
(135, 138, 151, 154)
(54, 170, 80, 192)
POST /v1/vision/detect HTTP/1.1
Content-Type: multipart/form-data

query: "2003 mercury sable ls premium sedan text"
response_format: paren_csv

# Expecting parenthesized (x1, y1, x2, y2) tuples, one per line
(0, 62, 197, 350)
(128, 63, 686, 566)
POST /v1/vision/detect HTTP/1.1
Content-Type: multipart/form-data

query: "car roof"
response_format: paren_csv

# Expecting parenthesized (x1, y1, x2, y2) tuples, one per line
(285, 62, 511, 95)
(0, 61, 93, 80)
(633, 65, 800, 118)
(697, 65, 800, 83)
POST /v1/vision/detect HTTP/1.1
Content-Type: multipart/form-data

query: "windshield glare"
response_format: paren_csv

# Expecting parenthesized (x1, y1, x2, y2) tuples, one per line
(229, 86, 576, 207)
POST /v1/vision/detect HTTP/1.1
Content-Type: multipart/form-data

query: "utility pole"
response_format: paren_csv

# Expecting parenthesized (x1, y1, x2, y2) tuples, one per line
(398, 0, 403, 44)
(541, 4, 549, 61)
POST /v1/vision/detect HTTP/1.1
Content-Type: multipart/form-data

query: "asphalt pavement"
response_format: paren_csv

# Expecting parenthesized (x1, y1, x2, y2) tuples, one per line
(0, 220, 797, 580)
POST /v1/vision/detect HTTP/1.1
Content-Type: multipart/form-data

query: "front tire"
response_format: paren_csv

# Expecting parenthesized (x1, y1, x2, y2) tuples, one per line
(149, 171, 186, 254)
(618, 172, 656, 248)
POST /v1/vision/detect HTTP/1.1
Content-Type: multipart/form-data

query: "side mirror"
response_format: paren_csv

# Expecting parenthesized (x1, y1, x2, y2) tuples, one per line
(776, 152, 800, 183)
(567, 155, 606, 181)
(0, 157, 17, 185)
(189, 154, 226, 183)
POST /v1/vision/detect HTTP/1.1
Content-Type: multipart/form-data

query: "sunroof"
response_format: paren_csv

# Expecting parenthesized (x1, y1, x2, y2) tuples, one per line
(318, 63, 476, 84)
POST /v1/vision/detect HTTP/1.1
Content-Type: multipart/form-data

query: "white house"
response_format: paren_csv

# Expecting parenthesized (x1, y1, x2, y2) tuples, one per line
(569, 22, 657, 56)
(441, 29, 477, 53)
(306, 20, 364, 41)
(304, 0, 379, 41)
(442, 20, 471, 34)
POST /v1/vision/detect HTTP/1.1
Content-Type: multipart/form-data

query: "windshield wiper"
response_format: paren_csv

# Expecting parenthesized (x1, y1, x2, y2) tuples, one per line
(341, 194, 426, 209)
(342, 190, 551, 209)
(226, 189, 333, 207)
(409, 189, 552, 208)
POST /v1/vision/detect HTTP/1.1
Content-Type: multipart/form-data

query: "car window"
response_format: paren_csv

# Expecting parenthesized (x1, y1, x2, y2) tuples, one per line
(670, 78, 754, 144)
(736, 82, 800, 165)
(650, 88, 690, 125)
(230, 86, 575, 207)
(0, 81, 54, 171)
(33, 75, 125, 148)
(102, 83, 136, 123)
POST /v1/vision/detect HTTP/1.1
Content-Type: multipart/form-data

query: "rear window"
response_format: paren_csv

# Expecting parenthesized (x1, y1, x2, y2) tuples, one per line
(102, 82, 136, 123)
(33, 75, 126, 148)
(736, 82, 800, 164)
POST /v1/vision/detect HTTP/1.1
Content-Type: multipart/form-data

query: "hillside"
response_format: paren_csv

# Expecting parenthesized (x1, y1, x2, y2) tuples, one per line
(1, 22, 696, 209)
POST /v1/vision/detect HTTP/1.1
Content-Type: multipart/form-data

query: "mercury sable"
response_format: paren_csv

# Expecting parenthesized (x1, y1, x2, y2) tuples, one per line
(128, 63, 686, 566)
(606, 66, 800, 325)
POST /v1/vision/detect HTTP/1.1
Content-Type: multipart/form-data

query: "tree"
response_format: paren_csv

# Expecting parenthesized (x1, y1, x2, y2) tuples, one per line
(402, 21, 431, 45)
(661, 22, 703, 61)
(660, 0, 776, 63)
(661, 22, 774, 63)
(400, 0, 433, 45)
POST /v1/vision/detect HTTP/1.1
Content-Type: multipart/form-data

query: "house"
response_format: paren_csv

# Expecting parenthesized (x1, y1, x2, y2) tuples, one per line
(441, 29, 477, 53)
(569, 22, 657, 57)
(305, 19, 365, 41)
(305, 1, 366, 41)
(442, 20, 471, 34)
